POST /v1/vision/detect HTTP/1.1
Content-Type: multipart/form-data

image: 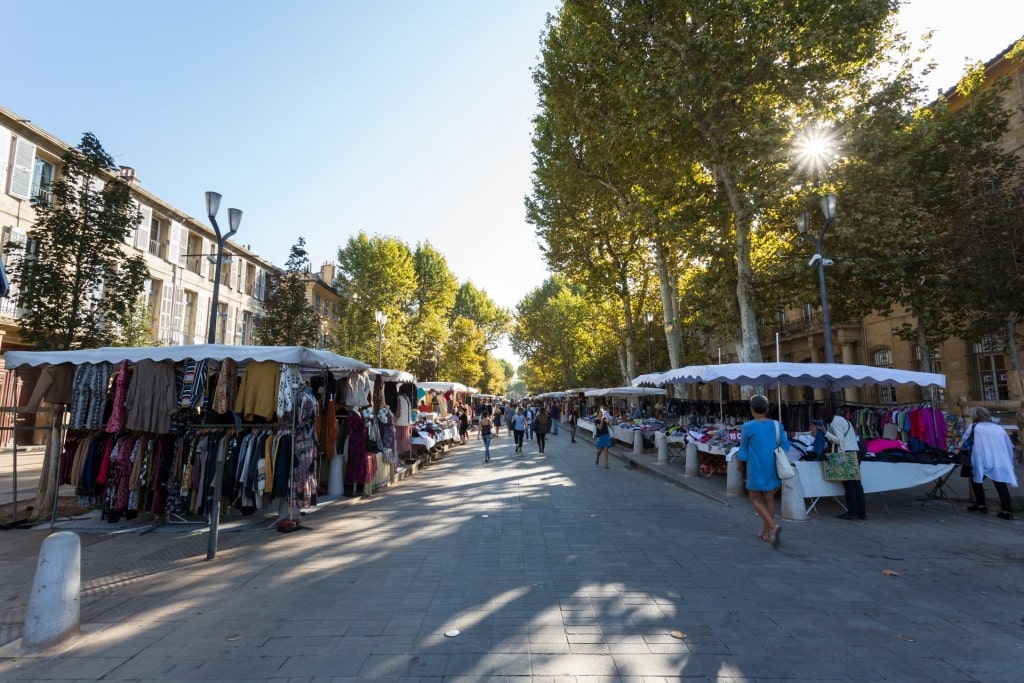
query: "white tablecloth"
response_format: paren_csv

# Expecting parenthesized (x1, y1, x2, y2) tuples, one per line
(577, 418, 597, 436)
(796, 461, 956, 498)
(612, 424, 636, 445)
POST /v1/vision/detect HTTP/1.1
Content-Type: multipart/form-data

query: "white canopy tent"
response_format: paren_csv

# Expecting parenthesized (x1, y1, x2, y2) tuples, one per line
(5, 344, 370, 374)
(584, 386, 667, 397)
(372, 368, 417, 384)
(636, 362, 946, 392)
(2, 344, 371, 555)
(415, 381, 469, 394)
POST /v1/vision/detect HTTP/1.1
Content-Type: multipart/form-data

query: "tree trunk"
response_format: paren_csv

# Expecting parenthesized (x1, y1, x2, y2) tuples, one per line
(1005, 313, 1021, 372)
(655, 241, 682, 369)
(715, 164, 763, 363)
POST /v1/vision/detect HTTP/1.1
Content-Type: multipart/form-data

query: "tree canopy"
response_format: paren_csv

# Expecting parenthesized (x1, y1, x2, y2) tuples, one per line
(7, 132, 149, 350)
(253, 237, 322, 347)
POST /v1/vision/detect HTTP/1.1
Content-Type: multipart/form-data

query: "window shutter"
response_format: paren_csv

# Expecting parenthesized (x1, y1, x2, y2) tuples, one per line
(159, 278, 174, 342)
(168, 219, 182, 266)
(7, 138, 35, 200)
(200, 240, 210, 277)
(136, 205, 152, 252)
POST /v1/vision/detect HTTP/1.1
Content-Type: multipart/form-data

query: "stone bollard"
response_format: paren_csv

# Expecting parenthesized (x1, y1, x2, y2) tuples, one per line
(781, 466, 808, 521)
(632, 431, 644, 456)
(656, 432, 668, 465)
(725, 455, 743, 497)
(23, 531, 80, 652)
(685, 442, 699, 477)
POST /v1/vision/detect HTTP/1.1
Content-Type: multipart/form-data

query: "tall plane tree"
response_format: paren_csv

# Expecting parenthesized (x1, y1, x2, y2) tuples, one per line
(7, 132, 149, 350)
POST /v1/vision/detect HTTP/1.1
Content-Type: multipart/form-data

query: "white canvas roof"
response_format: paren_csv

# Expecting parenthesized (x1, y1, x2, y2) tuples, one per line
(641, 362, 946, 391)
(3, 344, 370, 375)
(584, 386, 667, 397)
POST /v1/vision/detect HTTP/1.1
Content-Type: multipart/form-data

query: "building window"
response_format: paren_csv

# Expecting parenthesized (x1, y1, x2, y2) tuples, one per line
(872, 346, 897, 405)
(971, 336, 1009, 401)
(240, 311, 253, 344)
(148, 216, 167, 259)
(31, 158, 54, 203)
(913, 345, 945, 404)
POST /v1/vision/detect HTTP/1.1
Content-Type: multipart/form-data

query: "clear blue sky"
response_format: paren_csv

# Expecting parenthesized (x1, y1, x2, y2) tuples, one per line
(4, 1, 1021, 364)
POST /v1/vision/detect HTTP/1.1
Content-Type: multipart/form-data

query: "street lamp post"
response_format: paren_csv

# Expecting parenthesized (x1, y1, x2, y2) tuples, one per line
(204, 191, 241, 345)
(203, 191, 240, 562)
(644, 311, 654, 374)
(797, 193, 838, 366)
(374, 310, 387, 367)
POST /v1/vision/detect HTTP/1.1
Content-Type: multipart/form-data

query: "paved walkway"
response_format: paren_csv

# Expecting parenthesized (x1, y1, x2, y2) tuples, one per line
(0, 429, 1021, 681)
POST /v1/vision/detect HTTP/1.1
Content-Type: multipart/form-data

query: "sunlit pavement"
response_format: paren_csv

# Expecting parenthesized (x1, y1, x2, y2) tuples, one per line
(0, 429, 1021, 681)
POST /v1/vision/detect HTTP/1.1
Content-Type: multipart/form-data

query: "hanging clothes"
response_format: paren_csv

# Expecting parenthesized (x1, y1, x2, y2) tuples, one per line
(234, 361, 280, 421)
(210, 358, 238, 414)
(177, 359, 209, 410)
(124, 359, 177, 434)
(105, 361, 130, 433)
(25, 363, 75, 412)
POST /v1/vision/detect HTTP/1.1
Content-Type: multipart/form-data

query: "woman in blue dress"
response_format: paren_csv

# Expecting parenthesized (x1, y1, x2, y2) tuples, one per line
(737, 395, 791, 548)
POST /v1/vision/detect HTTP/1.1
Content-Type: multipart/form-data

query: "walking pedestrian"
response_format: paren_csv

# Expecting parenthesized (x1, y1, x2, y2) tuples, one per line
(594, 408, 612, 468)
(504, 402, 516, 437)
(534, 407, 550, 453)
(963, 406, 1018, 519)
(492, 404, 503, 437)
(549, 402, 560, 435)
(737, 394, 790, 548)
(525, 403, 536, 440)
(458, 407, 469, 445)
(478, 413, 493, 462)
(511, 407, 527, 452)
(569, 405, 578, 443)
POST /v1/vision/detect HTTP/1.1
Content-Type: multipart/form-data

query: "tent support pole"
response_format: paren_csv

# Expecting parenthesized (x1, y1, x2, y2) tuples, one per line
(206, 437, 225, 560)
(47, 405, 66, 531)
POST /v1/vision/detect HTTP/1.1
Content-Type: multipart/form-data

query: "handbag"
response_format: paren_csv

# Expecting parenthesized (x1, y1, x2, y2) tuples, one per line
(958, 433, 974, 478)
(775, 421, 795, 480)
(824, 449, 861, 481)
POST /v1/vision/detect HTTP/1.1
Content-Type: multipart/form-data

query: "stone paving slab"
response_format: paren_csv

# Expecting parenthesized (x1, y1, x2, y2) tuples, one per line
(0, 430, 1021, 681)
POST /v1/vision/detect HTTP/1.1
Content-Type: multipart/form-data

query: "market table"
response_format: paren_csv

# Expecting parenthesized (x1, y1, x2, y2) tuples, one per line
(794, 460, 957, 514)
(577, 418, 597, 437)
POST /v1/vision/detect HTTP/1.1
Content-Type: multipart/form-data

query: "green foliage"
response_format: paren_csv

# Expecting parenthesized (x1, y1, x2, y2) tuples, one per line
(334, 232, 418, 367)
(253, 237, 321, 346)
(6, 132, 149, 350)
(512, 276, 620, 392)
(528, 0, 899, 366)
(117, 302, 159, 347)
(453, 282, 512, 350)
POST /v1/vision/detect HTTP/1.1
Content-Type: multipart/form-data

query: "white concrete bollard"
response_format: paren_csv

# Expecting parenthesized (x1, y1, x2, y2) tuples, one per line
(781, 466, 809, 521)
(726, 456, 743, 497)
(632, 431, 644, 456)
(22, 531, 80, 651)
(685, 442, 699, 477)
(328, 454, 343, 497)
(656, 432, 668, 465)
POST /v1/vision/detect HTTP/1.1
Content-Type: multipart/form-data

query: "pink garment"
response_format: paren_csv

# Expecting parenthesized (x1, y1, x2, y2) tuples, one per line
(864, 438, 909, 454)
(105, 361, 130, 433)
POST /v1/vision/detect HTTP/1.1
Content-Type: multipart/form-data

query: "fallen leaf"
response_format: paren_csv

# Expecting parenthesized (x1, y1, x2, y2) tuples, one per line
(670, 630, 686, 639)
(882, 569, 900, 577)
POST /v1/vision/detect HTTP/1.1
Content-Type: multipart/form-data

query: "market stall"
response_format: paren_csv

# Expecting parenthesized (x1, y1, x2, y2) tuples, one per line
(416, 381, 470, 416)
(373, 368, 417, 461)
(637, 362, 951, 515)
(4, 344, 371, 555)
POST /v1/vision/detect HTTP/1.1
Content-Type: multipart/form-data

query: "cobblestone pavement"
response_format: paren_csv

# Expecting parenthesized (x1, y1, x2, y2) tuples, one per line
(0, 430, 1021, 681)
